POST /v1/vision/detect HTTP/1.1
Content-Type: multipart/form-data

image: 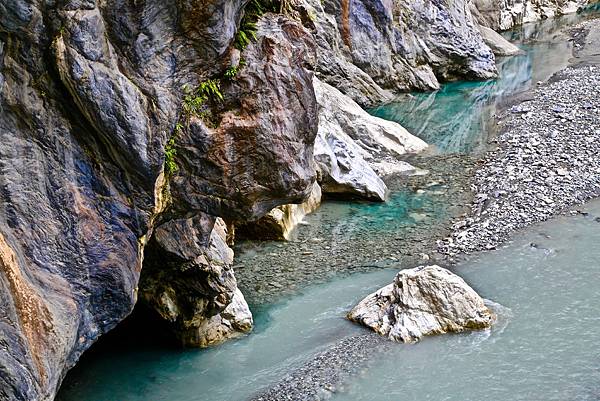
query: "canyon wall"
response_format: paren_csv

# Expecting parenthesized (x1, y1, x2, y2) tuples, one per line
(1, 0, 593, 400)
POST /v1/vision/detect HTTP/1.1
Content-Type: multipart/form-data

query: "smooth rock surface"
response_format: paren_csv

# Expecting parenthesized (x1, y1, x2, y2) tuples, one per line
(237, 183, 322, 241)
(313, 78, 426, 201)
(478, 25, 523, 56)
(348, 265, 494, 343)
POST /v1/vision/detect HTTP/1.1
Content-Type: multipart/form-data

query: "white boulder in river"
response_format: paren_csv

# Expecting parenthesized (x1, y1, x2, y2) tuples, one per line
(348, 265, 495, 343)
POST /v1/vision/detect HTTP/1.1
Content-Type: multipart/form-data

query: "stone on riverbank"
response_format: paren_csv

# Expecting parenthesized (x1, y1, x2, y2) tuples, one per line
(313, 77, 427, 201)
(348, 265, 494, 343)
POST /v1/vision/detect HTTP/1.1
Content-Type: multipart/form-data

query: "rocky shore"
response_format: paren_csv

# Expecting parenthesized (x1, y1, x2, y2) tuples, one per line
(439, 19, 600, 257)
(247, 15, 600, 401)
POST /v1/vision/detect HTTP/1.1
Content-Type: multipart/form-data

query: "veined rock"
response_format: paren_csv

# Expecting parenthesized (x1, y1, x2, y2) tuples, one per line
(348, 265, 495, 343)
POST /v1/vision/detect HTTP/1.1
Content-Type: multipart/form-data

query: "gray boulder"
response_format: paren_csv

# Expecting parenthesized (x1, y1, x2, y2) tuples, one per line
(313, 77, 426, 201)
(348, 265, 495, 343)
(478, 25, 523, 56)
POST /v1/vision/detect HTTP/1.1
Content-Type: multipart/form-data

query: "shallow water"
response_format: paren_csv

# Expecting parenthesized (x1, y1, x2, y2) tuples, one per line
(58, 202, 600, 401)
(57, 269, 396, 401)
(57, 9, 600, 401)
(334, 202, 600, 401)
(370, 6, 600, 154)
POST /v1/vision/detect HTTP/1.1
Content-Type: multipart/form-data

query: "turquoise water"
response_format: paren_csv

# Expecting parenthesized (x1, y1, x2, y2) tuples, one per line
(57, 10, 600, 401)
(334, 202, 600, 401)
(58, 202, 600, 401)
(370, 6, 600, 154)
(57, 270, 397, 401)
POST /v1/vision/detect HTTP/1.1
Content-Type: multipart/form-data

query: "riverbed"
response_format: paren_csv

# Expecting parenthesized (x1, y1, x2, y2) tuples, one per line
(57, 8, 600, 401)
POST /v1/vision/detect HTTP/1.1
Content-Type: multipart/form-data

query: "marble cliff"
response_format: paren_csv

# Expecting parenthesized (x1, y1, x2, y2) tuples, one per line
(0, 0, 593, 399)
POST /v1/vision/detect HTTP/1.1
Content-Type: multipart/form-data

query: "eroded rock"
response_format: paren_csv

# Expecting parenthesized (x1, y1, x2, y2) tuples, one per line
(348, 265, 494, 343)
(313, 77, 426, 201)
(237, 183, 322, 241)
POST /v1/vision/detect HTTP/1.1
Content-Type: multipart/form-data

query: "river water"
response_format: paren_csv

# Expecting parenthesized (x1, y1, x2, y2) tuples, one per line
(57, 8, 600, 401)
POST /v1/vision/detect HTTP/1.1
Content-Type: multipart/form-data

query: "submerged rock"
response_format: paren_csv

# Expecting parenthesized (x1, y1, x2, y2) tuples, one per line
(348, 265, 494, 343)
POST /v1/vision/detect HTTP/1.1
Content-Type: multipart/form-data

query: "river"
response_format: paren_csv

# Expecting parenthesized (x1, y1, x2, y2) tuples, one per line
(57, 7, 600, 401)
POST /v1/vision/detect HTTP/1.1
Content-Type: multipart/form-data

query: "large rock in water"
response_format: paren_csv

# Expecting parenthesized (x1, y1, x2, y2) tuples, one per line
(313, 77, 426, 201)
(348, 265, 495, 343)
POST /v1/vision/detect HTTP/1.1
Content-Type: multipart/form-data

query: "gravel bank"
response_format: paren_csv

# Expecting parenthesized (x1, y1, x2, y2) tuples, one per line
(250, 333, 390, 401)
(439, 22, 600, 256)
(246, 17, 600, 401)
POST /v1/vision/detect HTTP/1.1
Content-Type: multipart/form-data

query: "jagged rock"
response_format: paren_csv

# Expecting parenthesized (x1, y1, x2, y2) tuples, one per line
(237, 183, 322, 241)
(170, 14, 319, 220)
(300, 0, 497, 105)
(314, 78, 427, 164)
(478, 25, 523, 56)
(472, 0, 594, 31)
(140, 215, 252, 347)
(0, 2, 318, 400)
(348, 265, 495, 343)
(313, 77, 426, 201)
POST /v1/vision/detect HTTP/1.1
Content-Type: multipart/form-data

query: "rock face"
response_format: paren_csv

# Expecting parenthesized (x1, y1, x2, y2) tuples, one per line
(140, 215, 252, 347)
(0, 2, 318, 400)
(313, 78, 426, 201)
(472, 0, 595, 31)
(301, 0, 498, 106)
(348, 265, 494, 343)
(237, 183, 322, 241)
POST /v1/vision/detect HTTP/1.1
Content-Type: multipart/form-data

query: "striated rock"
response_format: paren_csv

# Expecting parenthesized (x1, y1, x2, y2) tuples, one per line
(472, 0, 595, 31)
(348, 265, 494, 343)
(300, 0, 497, 106)
(478, 25, 523, 56)
(314, 78, 427, 164)
(140, 215, 252, 347)
(237, 183, 322, 241)
(0, 2, 319, 400)
(170, 14, 319, 220)
(313, 77, 426, 201)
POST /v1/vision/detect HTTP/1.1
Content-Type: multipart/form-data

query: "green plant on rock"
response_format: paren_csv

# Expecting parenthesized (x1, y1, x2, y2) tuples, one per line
(234, 0, 280, 51)
(182, 79, 223, 117)
(164, 123, 183, 176)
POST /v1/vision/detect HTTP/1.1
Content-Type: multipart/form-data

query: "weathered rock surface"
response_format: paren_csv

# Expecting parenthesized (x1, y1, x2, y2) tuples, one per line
(0, 2, 318, 400)
(473, 0, 596, 31)
(348, 265, 494, 343)
(300, 0, 498, 106)
(140, 215, 252, 347)
(170, 14, 319, 221)
(478, 25, 523, 56)
(313, 78, 426, 201)
(237, 183, 322, 241)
